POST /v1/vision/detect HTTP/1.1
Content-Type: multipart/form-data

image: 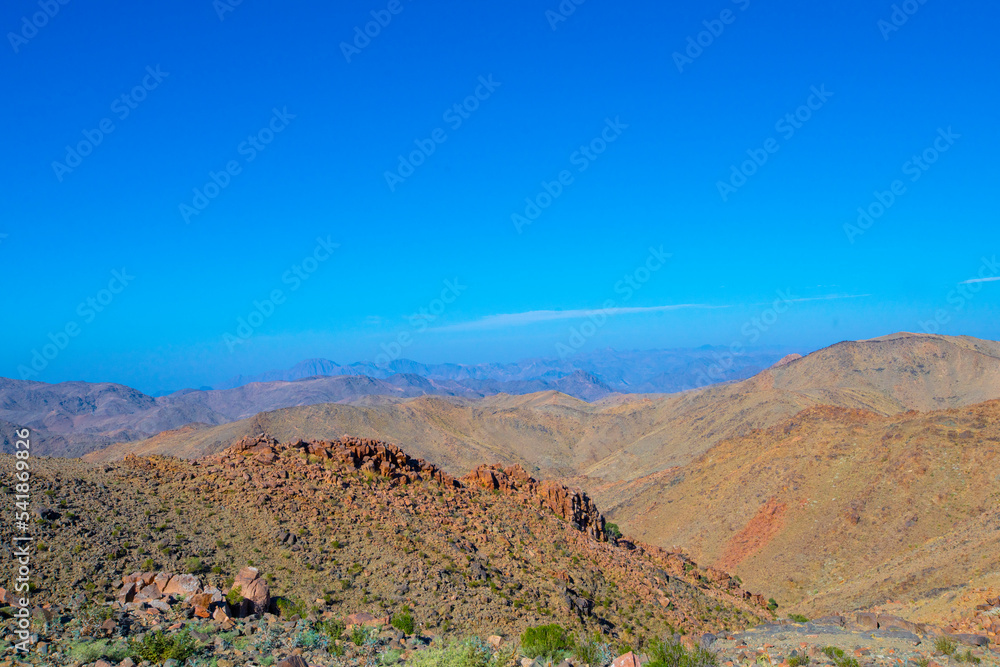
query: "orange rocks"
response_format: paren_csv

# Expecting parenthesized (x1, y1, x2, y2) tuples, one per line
(612, 651, 641, 667)
(462, 464, 608, 541)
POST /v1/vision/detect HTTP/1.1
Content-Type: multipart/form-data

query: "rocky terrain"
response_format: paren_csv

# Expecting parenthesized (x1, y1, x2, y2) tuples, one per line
(0, 435, 772, 664)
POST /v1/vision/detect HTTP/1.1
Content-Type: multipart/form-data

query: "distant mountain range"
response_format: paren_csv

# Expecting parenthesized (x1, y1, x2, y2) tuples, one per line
(0, 346, 789, 457)
(213, 346, 790, 393)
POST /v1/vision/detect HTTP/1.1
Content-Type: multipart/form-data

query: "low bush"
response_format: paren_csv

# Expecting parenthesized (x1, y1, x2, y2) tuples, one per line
(955, 649, 981, 664)
(935, 637, 957, 656)
(788, 614, 809, 623)
(392, 607, 415, 635)
(520, 624, 573, 660)
(128, 629, 201, 663)
(407, 637, 516, 667)
(573, 632, 615, 666)
(647, 637, 717, 667)
(821, 647, 858, 667)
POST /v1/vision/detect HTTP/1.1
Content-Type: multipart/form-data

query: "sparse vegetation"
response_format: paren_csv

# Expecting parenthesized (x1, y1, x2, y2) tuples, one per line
(573, 631, 616, 666)
(822, 647, 858, 667)
(520, 623, 573, 660)
(647, 637, 718, 667)
(128, 629, 201, 663)
(788, 613, 809, 623)
(935, 637, 957, 656)
(225, 585, 243, 607)
(392, 607, 415, 634)
(407, 637, 516, 667)
(955, 650, 982, 665)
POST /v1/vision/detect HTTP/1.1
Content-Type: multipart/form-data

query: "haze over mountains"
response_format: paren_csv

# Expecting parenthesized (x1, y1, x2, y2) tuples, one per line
(212, 346, 788, 393)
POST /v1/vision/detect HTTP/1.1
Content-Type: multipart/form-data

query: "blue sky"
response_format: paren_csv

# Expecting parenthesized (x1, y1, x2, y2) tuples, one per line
(2, 0, 998, 391)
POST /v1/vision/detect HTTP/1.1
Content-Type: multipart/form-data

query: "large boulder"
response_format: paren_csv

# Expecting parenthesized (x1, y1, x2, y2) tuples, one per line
(162, 574, 201, 598)
(230, 567, 269, 617)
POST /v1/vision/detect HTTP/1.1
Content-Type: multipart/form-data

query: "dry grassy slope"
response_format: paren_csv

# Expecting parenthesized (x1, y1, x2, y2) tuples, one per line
(2, 439, 768, 642)
(611, 399, 1000, 625)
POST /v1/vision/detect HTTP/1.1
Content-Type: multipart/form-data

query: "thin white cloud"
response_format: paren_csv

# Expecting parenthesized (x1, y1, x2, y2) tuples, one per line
(430, 293, 872, 333)
(960, 276, 1000, 284)
(430, 303, 724, 332)
(779, 293, 872, 304)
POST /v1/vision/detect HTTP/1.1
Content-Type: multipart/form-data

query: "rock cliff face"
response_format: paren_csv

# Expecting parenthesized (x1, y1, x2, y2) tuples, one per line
(463, 463, 607, 542)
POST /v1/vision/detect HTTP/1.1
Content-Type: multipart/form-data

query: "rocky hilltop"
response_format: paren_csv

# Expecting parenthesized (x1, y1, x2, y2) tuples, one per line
(0, 435, 770, 665)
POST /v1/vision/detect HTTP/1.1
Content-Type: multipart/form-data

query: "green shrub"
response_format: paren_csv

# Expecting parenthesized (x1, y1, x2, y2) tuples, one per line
(573, 632, 615, 666)
(647, 637, 718, 667)
(352, 624, 376, 646)
(520, 624, 572, 660)
(407, 638, 515, 667)
(380, 648, 403, 665)
(820, 648, 858, 667)
(935, 637, 957, 656)
(392, 608, 415, 635)
(184, 557, 202, 573)
(318, 619, 346, 640)
(788, 614, 809, 623)
(226, 585, 243, 607)
(605, 523, 623, 539)
(788, 655, 810, 667)
(69, 639, 128, 663)
(276, 597, 307, 618)
(767, 598, 779, 612)
(293, 629, 324, 649)
(955, 649, 981, 664)
(128, 630, 200, 663)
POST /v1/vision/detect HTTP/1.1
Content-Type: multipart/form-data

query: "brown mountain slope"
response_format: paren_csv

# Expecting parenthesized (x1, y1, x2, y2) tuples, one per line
(608, 399, 1000, 625)
(89, 335, 1000, 492)
(3, 436, 768, 643)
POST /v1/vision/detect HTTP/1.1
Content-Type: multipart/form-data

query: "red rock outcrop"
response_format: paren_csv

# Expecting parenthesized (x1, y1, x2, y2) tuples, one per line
(463, 464, 607, 542)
